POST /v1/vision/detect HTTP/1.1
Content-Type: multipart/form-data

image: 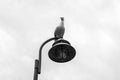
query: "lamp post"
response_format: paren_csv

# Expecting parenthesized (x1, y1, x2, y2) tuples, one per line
(33, 17, 76, 80)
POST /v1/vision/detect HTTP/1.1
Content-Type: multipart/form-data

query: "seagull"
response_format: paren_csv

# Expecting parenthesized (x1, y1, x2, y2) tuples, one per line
(54, 17, 65, 39)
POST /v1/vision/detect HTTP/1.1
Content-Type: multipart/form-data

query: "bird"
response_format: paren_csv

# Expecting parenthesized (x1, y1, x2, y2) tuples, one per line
(54, 17, 65, 39)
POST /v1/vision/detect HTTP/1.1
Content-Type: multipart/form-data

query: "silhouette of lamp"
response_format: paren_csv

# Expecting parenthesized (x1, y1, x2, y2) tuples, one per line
(48, 38, 76, 63)
(33, 17, 76, 80)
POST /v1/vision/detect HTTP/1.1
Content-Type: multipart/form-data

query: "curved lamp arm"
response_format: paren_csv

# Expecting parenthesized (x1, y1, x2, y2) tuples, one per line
(38, 37, 58, 74)
(34, 37, 58, 80)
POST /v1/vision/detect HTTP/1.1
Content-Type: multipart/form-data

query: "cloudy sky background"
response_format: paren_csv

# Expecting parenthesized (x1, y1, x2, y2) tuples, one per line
(0, 0, 120, 80)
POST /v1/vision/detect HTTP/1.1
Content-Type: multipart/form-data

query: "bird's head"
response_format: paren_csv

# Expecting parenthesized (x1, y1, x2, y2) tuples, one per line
(60, 17, 64, 27)
(60, 17, 64, 21)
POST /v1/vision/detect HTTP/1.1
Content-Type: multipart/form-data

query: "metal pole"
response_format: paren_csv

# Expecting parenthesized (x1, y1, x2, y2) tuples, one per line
(33, 60, 39, 80)
(38, 37, 57, 74)
(33, 37, 57, 80)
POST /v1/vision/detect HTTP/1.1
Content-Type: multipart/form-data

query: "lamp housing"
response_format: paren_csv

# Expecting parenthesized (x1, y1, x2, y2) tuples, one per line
(48, 38, 76, 63)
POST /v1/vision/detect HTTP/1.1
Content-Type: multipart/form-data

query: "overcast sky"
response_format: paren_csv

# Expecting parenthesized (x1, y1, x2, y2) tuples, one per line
(0, 0, 120, 80)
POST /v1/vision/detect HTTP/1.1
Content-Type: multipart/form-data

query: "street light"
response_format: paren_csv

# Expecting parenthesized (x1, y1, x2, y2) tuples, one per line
(48, 38, 76, 63)
(33, 17, 76, 80)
